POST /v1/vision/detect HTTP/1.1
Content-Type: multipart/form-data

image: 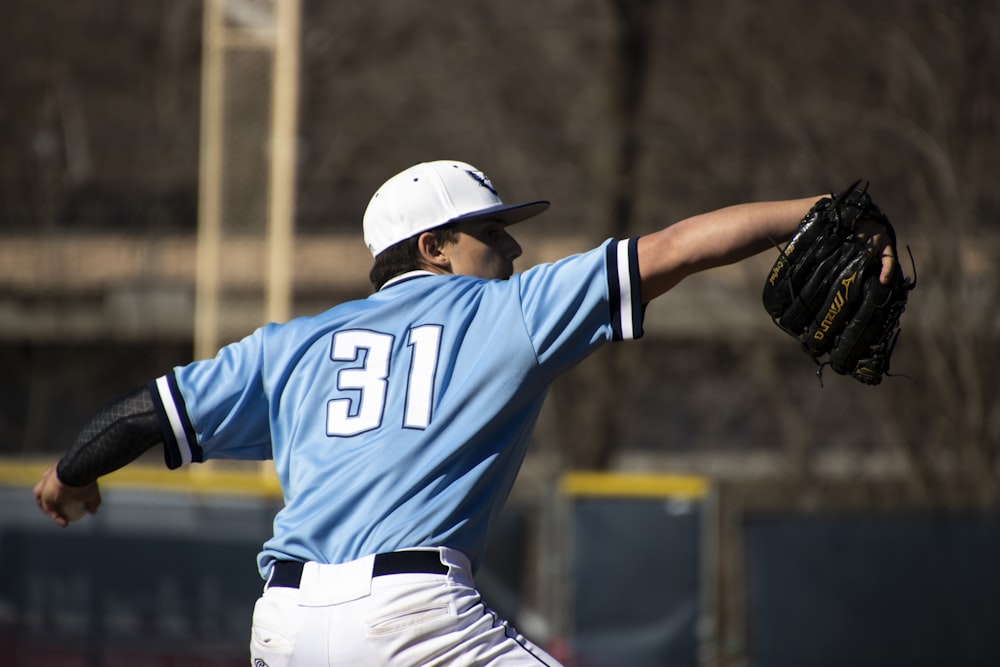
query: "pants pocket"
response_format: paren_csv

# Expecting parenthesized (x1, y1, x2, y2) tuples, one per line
(250, 592, 299, 667)
(366, 602, 452, 637)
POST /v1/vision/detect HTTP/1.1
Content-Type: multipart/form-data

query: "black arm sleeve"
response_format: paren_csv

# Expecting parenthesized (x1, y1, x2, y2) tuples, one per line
(55, 386, 164, 487)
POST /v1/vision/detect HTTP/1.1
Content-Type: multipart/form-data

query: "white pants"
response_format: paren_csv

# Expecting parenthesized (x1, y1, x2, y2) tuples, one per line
(249, 547, 562, 666)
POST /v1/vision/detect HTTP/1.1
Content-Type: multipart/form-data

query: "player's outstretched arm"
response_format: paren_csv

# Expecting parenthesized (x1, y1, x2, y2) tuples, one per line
(33, 385, 163, 527)
(636, 196, 896, 302)
(636, 197, 819, 302)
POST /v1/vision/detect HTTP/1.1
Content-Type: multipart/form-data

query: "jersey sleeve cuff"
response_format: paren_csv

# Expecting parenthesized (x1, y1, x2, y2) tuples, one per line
(606, 237, 645, 341)
(148, 372, 203, 469)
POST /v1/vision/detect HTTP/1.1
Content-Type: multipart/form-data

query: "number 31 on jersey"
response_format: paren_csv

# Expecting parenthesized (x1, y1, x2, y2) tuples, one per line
(326, 326, 443, 437)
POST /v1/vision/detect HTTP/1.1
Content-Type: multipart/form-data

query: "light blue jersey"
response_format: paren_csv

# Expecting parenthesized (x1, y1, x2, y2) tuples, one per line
(149, 238, 644, 577)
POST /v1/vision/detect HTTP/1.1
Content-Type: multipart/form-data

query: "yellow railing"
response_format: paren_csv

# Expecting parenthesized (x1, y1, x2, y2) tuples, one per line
(560, 471, 709, 499)
(3, 462, 708, 502)
(0, 459, 282, 498)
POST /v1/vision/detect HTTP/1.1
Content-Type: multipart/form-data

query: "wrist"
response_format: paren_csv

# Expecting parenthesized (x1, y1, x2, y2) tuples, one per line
(55, 457, 92, 487)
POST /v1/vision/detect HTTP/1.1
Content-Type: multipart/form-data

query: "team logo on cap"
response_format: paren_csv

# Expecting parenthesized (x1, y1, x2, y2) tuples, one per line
(465, 169, 498, 196)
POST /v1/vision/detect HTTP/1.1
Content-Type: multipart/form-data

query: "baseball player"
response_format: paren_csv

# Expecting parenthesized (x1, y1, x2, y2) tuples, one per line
(34, 160, 898, 665)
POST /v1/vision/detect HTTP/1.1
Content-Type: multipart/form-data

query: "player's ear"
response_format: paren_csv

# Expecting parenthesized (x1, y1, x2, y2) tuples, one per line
(417, 231, 452, 271)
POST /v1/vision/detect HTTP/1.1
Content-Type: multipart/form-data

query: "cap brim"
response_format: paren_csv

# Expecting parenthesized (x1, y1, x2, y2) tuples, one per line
(450, 200, 550, 226)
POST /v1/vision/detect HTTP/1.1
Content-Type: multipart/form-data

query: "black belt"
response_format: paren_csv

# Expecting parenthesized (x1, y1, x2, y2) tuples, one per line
(268, 551, 448, 589)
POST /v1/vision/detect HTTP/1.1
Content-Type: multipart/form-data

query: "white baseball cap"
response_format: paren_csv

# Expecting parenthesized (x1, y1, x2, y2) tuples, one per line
(362, 160, 550, 257)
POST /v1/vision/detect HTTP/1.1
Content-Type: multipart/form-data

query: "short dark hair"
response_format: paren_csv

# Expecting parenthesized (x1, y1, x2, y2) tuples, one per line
(368, 224, 458, 291)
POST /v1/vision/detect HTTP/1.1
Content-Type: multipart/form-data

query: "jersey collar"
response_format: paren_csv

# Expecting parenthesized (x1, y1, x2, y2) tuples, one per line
(380, 270, 437, 291)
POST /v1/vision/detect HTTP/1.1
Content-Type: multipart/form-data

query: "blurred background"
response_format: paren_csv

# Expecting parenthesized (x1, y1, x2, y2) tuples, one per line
(1, 0, 998, 665)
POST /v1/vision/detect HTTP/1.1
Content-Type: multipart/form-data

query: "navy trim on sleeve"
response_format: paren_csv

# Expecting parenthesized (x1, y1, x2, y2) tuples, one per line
(149, 371, 204, 468)
(167, 372, 203, 463)
(605, 238, 645, 341)
(147, 378, 182, 469)
(606, 241, 624, 340)
(625, 237, 645, 339)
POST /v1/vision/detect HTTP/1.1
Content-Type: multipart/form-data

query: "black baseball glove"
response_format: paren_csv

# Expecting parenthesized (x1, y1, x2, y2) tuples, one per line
(762, 181, 915, 385)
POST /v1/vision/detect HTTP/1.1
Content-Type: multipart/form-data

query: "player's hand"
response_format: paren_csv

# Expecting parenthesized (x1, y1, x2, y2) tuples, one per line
(33, 463, 102, 527)
(854, 218, 896, 286)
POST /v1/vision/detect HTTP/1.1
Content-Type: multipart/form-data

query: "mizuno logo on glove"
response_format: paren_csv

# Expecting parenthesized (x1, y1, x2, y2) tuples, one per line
(814, 272, 857, 341)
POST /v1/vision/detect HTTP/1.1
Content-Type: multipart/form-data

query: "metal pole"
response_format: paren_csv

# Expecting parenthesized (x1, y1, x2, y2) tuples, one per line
(266, 0, 300, 326)
(194, 0, 225, 361)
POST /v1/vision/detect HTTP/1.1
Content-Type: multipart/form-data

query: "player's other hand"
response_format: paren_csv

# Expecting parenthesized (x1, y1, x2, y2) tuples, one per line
(33, 463, 101, 527)
(854, 218, 897, 286)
